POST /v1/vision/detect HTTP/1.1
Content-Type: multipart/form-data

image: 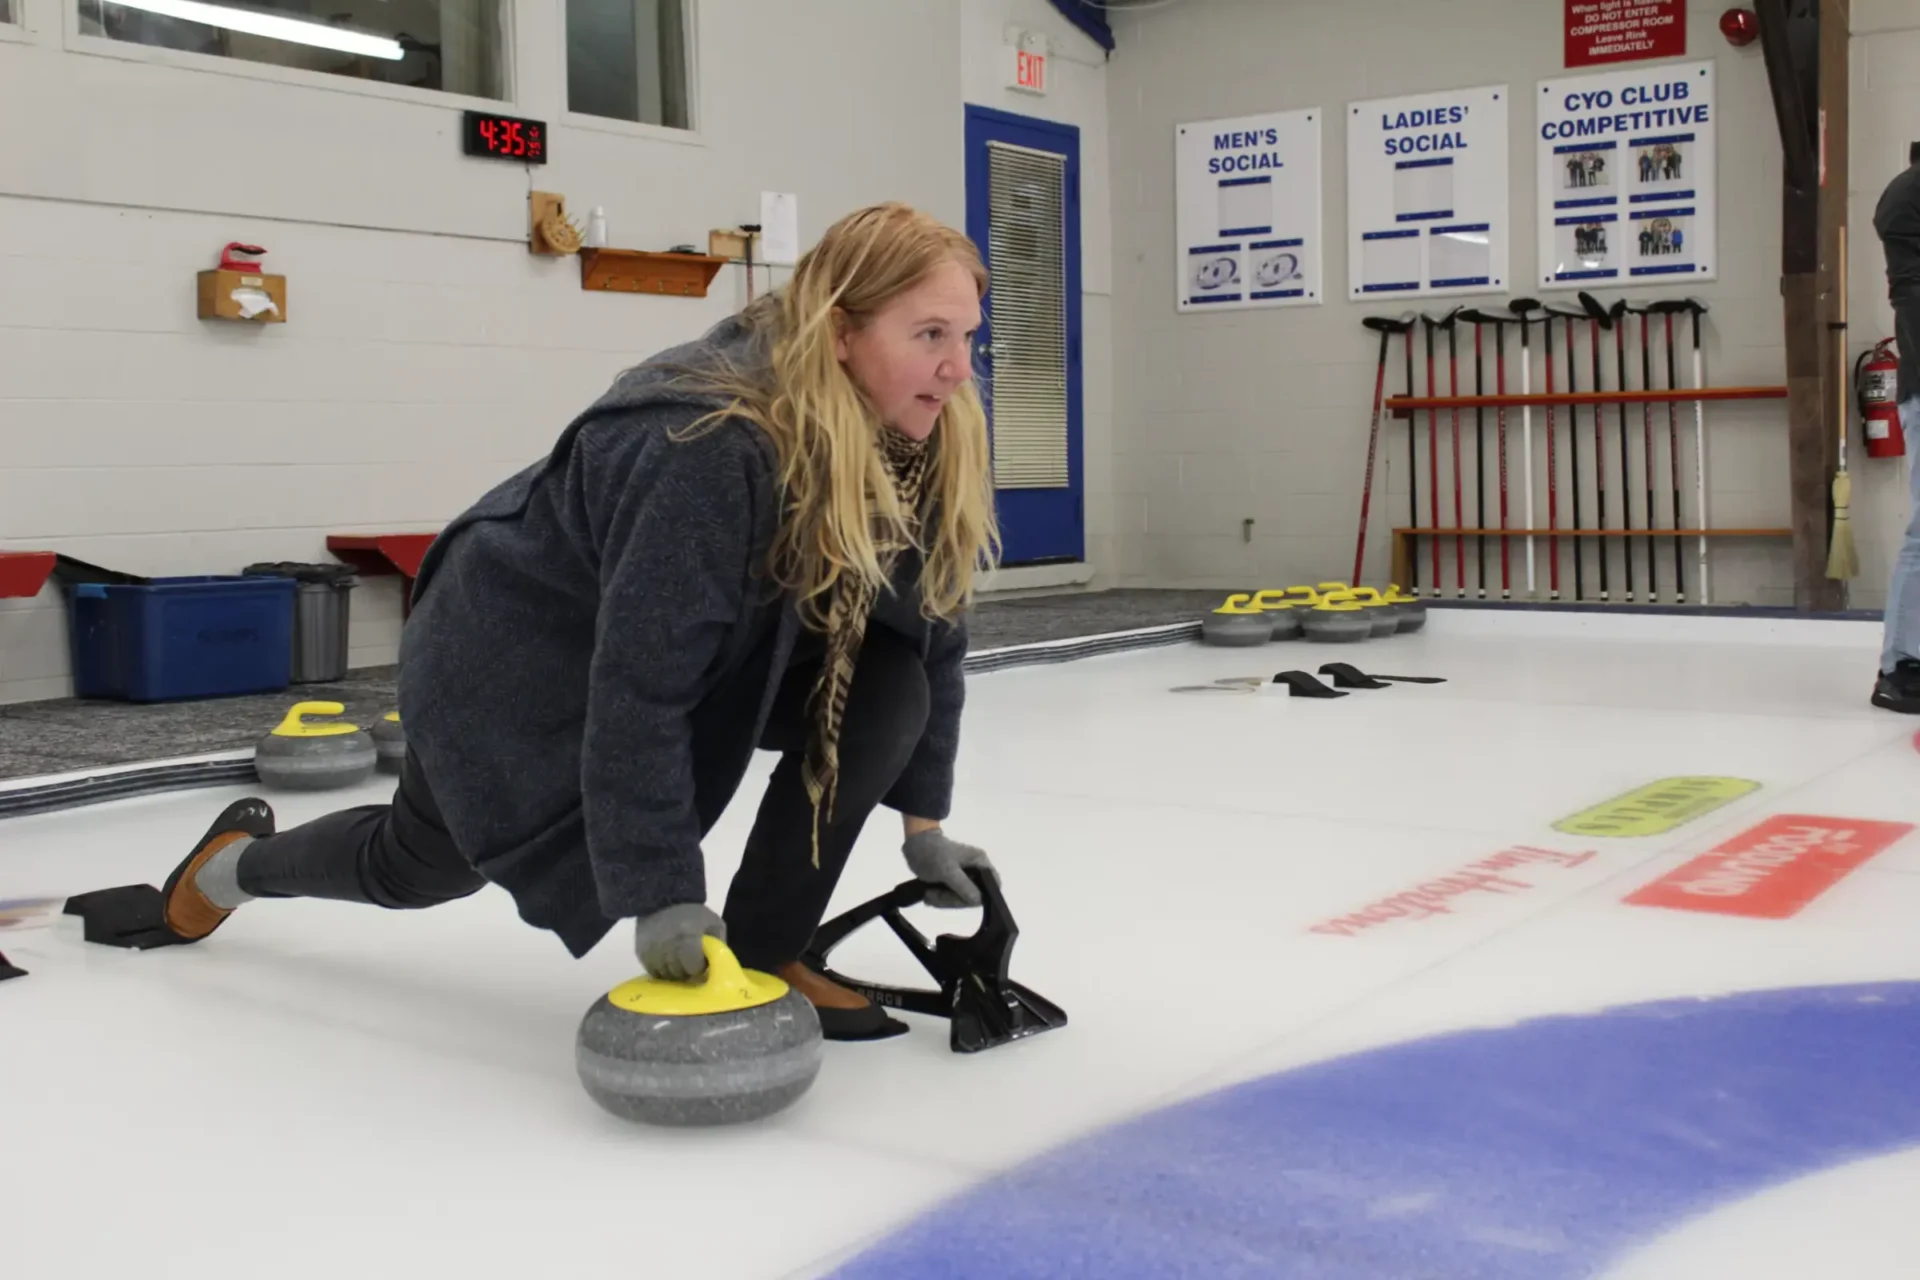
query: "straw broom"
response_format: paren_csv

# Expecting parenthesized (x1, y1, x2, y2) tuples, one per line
(1827, 225, 1859, 581)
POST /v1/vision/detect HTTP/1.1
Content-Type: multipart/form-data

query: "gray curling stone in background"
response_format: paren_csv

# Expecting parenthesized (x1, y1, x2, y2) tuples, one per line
(1251, 590, 1306, 641)
(1265, 607, 1304, 641)
(1302, 593, 1373, 643)
(372, 711, 406, 773)
(1347, 588, 1402, 637)
(576, 936, 823, 1127)
(1385, 586, 1429, 633)
(1201, 594, 1273, 647)
(253, 701, 378, 791)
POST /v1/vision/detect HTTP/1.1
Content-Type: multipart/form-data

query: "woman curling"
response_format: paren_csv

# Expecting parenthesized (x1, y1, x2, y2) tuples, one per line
(156, 202, 1000, 1041)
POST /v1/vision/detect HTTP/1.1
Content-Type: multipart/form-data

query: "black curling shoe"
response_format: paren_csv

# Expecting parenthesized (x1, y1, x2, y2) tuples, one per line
(1871, 659, 1920, 714)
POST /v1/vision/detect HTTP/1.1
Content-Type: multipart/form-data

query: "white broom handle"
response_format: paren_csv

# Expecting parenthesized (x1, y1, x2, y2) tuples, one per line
(1692, 341, 1709, 605)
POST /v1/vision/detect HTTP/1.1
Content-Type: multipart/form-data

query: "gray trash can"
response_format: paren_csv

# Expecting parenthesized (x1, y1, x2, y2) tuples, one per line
(243, 562, 357, 683)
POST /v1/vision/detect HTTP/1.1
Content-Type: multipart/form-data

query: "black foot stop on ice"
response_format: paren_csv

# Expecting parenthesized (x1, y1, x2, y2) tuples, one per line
(803, 867, 1067, 1055)
(1318, 662, 1448, 689)
(63, 885, 188, 950)
(1273, 670, 1347, 698)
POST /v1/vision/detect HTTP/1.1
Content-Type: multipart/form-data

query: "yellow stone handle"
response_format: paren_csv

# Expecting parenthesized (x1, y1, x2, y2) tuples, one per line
(270, 701, 361, 738)
(1314, 589, 1364, 612)
(697, 933, 748, 988)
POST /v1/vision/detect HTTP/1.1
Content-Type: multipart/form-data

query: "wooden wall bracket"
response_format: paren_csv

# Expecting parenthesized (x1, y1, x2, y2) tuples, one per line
(530, 192, 582, 256)
(579, 248, 726, 298)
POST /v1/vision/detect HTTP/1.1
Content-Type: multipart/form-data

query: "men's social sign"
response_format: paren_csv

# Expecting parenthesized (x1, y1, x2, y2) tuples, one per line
(1347, 83, 1508, 300)
(1175, 108, 1322, 311)
(1536, 60, 1717, 287)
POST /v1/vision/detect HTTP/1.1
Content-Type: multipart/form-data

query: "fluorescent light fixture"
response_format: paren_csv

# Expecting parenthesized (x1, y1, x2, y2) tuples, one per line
(103, 0, 405, 60)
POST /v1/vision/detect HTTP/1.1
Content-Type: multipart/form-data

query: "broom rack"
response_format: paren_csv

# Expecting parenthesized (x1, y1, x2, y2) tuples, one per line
(1389, 526, 1794, 600)
(1386, 385, 1787, 418)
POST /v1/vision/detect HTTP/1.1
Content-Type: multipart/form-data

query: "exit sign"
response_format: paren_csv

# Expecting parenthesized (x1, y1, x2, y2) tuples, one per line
(1007, 45, 1047, 95)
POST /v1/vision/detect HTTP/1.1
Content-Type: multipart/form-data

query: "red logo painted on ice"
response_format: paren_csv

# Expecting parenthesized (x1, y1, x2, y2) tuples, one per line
(1624, 814, 1914, 919)
(1308, 846, 1598, 938)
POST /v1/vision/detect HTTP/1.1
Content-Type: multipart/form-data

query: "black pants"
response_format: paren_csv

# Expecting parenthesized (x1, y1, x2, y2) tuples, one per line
(235, 626, 930, 970)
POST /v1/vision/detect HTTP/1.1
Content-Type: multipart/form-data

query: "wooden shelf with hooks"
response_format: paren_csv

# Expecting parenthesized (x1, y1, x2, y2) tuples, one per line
(579, 249, 726, 298)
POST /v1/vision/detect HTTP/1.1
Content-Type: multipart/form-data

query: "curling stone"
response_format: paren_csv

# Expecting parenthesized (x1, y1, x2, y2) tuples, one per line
(1302, 591, 1373, 644)
(252, 701, 377, 791)
(1346, 587, 1402, 637)
(1382, 584, 1428, 633)
(371, 711, 406, 774)
(575, 936, 823, 1127)
(1200, 593, 1273, 647)
(1250, 590, 1305, 641)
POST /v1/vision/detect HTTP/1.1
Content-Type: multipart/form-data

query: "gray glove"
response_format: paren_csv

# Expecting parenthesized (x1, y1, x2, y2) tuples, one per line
(903, 829, 995, 908)
(633, 904, 727, 981)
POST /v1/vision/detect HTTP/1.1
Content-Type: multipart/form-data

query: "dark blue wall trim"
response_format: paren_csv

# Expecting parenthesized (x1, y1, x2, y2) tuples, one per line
(1046, 0, 1114, 51)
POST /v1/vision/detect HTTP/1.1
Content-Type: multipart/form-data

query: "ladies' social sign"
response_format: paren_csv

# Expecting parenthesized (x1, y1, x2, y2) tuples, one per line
(1536, 60, 1716, 287)
(1346, 83, 1509, 300)
(1175, 108, 1323, 312)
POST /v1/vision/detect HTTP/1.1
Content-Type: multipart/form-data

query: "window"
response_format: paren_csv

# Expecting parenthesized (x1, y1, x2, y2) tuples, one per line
(75, 0, 508, 99)
(985, 141, 1070, 489)
(1, 0, 16, 23)
(567, 0, 690, 129)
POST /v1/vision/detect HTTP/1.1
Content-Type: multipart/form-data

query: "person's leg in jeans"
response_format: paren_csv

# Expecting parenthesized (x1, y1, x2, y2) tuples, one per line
(161, 752, 485, 941)
(722, 625, 929, 1035)
(1874, 304, 1920, 712)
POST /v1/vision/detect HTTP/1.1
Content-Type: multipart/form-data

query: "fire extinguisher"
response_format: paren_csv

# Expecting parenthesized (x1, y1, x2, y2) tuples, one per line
(1857, 338, 1906, 459)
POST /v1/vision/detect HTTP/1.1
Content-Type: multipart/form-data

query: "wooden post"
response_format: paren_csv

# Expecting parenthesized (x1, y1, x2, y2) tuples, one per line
(1818, 0, 1852, 595)
(1760, 0, 1848, 611)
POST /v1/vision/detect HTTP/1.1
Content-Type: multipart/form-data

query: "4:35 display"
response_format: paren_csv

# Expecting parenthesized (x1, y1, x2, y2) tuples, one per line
(462, 110, 548, 164)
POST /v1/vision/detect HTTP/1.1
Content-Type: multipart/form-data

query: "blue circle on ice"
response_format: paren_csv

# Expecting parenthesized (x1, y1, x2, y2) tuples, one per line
(828, 983, 1920, 1278)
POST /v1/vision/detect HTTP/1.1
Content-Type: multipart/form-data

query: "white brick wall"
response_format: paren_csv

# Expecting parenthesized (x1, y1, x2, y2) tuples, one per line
(1106, 0, 1915, 610)
(0, 0, 987, 702)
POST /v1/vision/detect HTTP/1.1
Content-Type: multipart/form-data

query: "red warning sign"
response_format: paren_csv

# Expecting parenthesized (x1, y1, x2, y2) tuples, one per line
(1624, 814, 1913, 919)
(1565, 0, 1686, 69)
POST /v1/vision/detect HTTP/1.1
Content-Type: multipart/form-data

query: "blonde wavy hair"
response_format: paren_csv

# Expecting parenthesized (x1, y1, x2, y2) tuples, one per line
(685, 202, 999, 627)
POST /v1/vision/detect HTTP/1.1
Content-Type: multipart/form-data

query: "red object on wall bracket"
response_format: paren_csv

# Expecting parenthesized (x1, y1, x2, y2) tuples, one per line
(219, 242, 267, 271)
(1719, 8, 1758, 46)
(0, 551, 57, 599)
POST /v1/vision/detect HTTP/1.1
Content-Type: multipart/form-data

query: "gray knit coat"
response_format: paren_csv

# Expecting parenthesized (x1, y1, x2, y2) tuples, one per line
(397, 314, 968, 957)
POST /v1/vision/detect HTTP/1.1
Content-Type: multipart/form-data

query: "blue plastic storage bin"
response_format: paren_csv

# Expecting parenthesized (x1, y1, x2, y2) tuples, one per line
(68, 575, 296, 702)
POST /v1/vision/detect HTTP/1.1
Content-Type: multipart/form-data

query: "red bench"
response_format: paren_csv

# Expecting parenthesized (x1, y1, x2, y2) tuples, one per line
(0, 551, 56, 599)
(326, 533, 438, 616)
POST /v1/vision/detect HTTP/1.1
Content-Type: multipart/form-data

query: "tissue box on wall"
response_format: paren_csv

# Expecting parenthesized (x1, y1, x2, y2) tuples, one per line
(197, 269, 287, 323)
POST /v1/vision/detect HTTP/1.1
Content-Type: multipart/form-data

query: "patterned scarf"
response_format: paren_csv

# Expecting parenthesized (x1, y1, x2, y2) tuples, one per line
(801, 427, 933, 865)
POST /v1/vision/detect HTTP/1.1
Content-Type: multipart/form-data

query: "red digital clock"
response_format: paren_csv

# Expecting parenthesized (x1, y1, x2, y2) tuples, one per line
(462, 110, 547, 164)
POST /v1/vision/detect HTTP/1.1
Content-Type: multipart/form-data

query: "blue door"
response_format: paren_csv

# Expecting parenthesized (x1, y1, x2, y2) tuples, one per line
(965, 105, 1084, 566)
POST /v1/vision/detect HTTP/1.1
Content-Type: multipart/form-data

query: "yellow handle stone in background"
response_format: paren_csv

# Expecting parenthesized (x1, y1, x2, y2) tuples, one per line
(269, 701, 363, 738)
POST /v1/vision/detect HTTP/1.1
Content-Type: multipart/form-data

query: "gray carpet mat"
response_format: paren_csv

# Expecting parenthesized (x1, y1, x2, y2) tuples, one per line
(0, 589, 1226, 783)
